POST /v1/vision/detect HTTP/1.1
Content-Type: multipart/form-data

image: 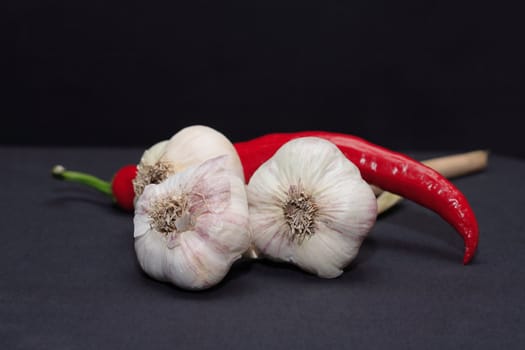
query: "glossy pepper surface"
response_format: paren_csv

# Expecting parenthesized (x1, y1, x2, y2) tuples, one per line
(234, 131, 479, 264)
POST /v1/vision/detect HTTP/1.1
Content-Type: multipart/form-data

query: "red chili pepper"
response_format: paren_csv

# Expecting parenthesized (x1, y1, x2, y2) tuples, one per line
(234, 131, 479, 265)
(52, 164, 137, 211)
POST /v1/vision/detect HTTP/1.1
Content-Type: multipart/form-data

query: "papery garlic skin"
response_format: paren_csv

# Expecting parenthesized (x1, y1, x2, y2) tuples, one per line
(133, 125, 244, 198)
(247, 137, 377, 278)
(134, 155, 250, 290)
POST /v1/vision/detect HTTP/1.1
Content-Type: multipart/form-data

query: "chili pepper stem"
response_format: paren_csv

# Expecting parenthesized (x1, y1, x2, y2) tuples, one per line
(52, 165, 113, 197)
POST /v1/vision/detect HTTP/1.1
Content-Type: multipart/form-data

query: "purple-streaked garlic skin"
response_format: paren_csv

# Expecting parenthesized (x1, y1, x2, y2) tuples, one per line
(133, 155, 250, 290)
(247, 137, 378, 278)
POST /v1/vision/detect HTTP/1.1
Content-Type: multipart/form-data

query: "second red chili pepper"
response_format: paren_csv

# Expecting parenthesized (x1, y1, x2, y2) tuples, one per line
(234, 131, 479, 265)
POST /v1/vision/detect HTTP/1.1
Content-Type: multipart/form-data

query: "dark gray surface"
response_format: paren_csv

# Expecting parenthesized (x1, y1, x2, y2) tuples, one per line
(1, 146, 524, 350)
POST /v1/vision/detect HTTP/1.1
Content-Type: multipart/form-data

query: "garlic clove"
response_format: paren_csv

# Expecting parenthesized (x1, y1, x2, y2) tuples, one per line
(193, 179, 252, 256)
(133, 155, 250, 290)
(134, 231, 168, 282)
(166, 231, 231, 289)
(247, 137, 377, 278)
(293, 220, 367, 278)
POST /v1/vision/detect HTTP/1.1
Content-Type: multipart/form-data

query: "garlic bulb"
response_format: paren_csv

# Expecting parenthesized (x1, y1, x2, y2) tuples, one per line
(133, 125, 244, 197)
(134, 155, 250, 290)
(247, 137, 377, 278)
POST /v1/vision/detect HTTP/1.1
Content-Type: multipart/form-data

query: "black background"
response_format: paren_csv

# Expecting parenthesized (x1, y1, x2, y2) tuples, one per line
(3, 1, 524, 157)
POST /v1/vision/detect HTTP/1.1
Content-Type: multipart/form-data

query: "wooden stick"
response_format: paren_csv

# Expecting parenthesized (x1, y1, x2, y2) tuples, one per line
(376, 150, 489, 214)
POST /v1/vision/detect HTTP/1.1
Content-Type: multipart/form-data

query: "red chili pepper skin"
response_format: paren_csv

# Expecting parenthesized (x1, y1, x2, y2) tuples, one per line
(111, 165, 138, 212)
(234, 131, 479, 264)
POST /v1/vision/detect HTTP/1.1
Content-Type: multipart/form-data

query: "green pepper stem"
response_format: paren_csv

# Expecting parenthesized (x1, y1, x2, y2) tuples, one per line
(52, 165, 112, 197)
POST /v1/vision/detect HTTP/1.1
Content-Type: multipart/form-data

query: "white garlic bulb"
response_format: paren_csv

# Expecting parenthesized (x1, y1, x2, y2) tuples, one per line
(133, 125, 244, 197)
(134, 155, 251, 290)
(247, 137, 377, 278)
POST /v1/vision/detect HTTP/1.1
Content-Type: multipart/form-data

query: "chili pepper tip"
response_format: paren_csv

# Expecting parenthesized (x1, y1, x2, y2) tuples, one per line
(463, 236, 478, 265)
